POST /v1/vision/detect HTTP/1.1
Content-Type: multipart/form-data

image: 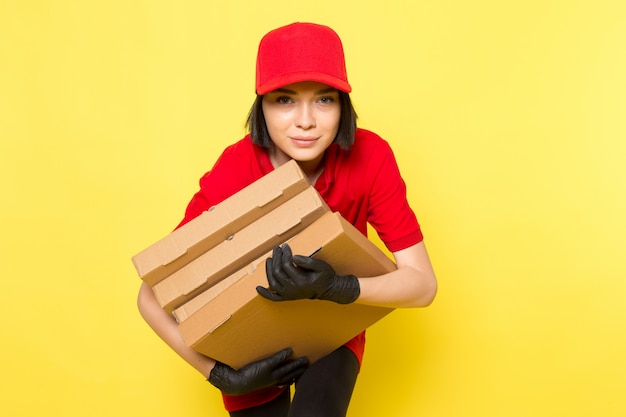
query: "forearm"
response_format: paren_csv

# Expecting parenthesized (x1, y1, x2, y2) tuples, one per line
(137, 282, 216, 378)
(355, 242, 437, 309)
(356, 266, 436, 308)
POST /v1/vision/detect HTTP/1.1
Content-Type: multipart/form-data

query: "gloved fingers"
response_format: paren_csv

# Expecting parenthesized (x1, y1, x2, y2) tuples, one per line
(292, 254, 334, 274)
(253, 347, 294, 371)
(273, 356, 309, 385)
(256, 285, 284, 301)
(265, 253, 286, 293)
(268, 246, 300, 289)
(209, 348, 297, 396)
(271, 355, 309, 378)
(278, 244, 311, 282)
(263, 247, 298, 298)
(277, 244, 330, 277)
(237, 347, 291, 375)
(278, 244, 296, 274)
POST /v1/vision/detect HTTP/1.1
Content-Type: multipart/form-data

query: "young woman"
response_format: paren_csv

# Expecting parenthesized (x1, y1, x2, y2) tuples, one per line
(137, 22, 437, 417)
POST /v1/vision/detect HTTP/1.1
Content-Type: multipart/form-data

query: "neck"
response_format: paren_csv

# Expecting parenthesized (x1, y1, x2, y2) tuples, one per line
(269, 149, 324, 186)
(300, 162, 324, 185)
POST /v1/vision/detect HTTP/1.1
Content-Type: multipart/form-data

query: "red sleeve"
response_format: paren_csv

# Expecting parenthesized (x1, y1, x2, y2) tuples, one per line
(366, 140, 423, 252)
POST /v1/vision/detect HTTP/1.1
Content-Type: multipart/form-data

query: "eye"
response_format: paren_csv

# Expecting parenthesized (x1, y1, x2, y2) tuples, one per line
(276, 96, 293, 104)
(317, 95, 337, 104)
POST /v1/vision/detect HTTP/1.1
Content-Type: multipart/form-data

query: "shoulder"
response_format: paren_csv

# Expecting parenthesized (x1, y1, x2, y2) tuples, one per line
(353, 128, 392, 150)
(216, 135, 258, 162)
(335, 128, 396, 170)
(322, 128, 401, 195)
(208, 135, 272, 175)
(346, 128, 395, 163)
(324, 128, 397, 175)
(198, 136, 270, 203)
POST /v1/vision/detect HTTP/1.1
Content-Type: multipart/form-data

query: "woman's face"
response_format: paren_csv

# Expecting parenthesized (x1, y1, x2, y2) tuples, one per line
(262, 81, 341, 171)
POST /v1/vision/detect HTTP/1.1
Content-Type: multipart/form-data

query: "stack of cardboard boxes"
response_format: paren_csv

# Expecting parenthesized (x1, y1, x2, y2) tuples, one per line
(132, 160, 395, 369)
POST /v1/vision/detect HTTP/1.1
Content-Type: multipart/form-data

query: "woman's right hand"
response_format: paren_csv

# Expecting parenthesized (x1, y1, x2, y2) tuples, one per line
(207, 348, 308, 396)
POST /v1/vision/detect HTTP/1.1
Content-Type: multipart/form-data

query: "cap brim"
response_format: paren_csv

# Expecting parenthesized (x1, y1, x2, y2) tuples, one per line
(257, 71, 352, 94)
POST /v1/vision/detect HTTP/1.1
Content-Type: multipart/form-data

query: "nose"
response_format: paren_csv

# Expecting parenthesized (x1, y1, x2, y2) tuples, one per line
(294, 102, 316, 129)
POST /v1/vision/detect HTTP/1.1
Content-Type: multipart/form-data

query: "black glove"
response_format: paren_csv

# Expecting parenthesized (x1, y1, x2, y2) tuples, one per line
(256, 244, 360, 304)
(208, 348, 308, 396)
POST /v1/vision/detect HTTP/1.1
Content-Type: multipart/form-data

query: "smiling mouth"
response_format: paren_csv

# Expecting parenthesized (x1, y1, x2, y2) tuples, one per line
(290, 137, 319, 147)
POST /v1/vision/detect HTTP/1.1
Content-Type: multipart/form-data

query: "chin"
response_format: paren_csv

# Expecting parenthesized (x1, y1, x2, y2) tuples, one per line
(290, 152, 324, 164)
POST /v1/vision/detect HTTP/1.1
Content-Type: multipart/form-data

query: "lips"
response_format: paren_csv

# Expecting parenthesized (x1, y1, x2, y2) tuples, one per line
(290, 136, 319, 147)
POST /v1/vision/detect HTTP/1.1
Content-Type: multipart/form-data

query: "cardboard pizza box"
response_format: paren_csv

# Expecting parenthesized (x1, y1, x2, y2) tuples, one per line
(176, 212, 396, 369)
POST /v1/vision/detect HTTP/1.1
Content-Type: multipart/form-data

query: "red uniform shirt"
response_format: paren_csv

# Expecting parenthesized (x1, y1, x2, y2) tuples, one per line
(177, 128, 423, 411)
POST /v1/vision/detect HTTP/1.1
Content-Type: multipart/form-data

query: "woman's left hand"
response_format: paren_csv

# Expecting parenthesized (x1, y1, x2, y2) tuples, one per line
(256, 244, 360, 304)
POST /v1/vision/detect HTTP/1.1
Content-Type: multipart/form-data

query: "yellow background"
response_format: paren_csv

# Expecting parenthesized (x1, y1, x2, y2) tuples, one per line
(2, 1, 625, 416)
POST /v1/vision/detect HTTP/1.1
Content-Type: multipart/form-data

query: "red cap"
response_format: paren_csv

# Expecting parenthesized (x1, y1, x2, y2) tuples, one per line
(255, 22, 352, 94)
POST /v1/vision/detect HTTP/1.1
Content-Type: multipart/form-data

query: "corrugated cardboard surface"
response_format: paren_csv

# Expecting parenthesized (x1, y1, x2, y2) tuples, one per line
(177, 212, 396, 369)
(152, 187, 329, 313)
(131, 160, 308, 286)
(172, 257, 267, 323)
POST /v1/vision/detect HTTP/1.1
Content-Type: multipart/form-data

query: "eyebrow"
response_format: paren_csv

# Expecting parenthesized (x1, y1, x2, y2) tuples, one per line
(272, 87, 338, 95)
